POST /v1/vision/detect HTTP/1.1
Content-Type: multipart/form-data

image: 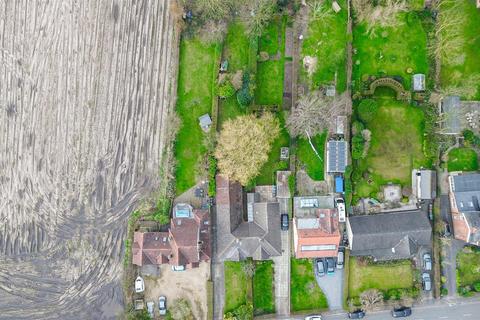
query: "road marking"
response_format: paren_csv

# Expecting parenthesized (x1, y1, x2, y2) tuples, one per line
(463, 314, 472, 317)
(439, 317, 448, 319)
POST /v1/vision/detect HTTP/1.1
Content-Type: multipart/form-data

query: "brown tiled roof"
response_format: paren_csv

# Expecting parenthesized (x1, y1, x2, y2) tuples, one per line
(132, 209, 211, 267)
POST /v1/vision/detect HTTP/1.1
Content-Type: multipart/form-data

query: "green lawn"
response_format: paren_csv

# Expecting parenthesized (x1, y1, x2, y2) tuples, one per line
(253, 261, 275, 315)
(301, 0, 348, 92)
(457, 247, 480, 287)
(348, 257, 414, 298)
(447, 147, 479, 172)
(353, 96, 429, 198)
(291, 258, 328, 312)
(439, 0, 480, 100)
(255, 15, 287, 105)
(218, 21, 254, 127)
(296, 132, 327, 181)
(352, 11, 428, 91)
(255, 112, 290, 185)
(224, 261, 252, 313)
(175, 38, 221, 194)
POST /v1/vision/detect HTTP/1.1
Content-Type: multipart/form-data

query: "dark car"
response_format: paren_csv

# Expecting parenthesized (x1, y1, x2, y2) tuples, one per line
(348, 310, 366, 319)
(444, 223, 451, 237)
(391, 307, 412, 318)
(428, 203, 433, 220)
(281, 213, 289, 231)
(326, 257, 335, 275)
(315, 258, 325, 277)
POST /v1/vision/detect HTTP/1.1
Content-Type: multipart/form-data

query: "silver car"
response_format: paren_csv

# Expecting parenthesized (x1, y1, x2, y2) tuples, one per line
(422, 272, 431, 291)
(146, 301, 155, 318)
(159, 296, 167, 315)
(423, 253, 432, 271)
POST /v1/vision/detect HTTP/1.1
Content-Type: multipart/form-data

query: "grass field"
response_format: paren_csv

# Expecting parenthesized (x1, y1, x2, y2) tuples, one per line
(457, 247, 480, 288)
(352, 11, 428, 91)
(301, 0, 347, 92)
(291, 258, 328, 312)
(253, 260, 275, 315)
(175, 38, 221, 194)
(255, 15, 287, 105)
(296, 132, 327, 181)
(353, 95, 429, 198)
(218, 21, 254, 127)
(224, 261, 252, 313)
(439, 0, 480, 100)
(348, 257, 414, 298)
(447, 147, 479, 172)
(255, 112, 290, 185)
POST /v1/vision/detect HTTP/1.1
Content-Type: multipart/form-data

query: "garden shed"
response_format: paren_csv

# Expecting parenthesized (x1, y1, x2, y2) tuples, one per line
(198, 114, 212, 132)
(412, 74, 425, 92)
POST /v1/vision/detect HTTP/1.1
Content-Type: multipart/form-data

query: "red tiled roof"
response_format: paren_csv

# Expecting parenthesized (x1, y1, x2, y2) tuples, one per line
(132, 209, 211, 268)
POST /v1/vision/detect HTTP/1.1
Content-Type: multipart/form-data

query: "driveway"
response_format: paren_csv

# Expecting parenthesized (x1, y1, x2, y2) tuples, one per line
(314, 265, 344, 310)
(273, 196, 291, 316)
(442, 238, 465, 298)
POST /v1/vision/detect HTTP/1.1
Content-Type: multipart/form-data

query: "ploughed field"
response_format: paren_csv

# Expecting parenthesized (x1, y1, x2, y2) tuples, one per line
(0, 1, 178, 318)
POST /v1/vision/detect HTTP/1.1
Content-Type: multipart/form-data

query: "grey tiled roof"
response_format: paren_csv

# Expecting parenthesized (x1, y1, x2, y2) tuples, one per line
(215, 175, 282, 262)
(450, 174, 480, 244)
(348, 210, 432, 261)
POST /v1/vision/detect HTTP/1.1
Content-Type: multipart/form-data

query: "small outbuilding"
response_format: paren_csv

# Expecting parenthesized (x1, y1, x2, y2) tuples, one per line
(332, 1, 341, 13)
(198, 114, 212, 132)
(412, 169, 436, 200)
(280, 147, 290, 160)
(325, 85, 336, 97)
(326, 140, 348, 174)
(412, 74, 426, 92)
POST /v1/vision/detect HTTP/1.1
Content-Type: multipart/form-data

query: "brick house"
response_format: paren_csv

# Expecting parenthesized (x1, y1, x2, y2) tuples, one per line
(132, 204, 211, 269)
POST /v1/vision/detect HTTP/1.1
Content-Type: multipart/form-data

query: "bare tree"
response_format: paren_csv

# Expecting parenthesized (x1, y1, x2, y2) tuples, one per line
(286, 91, 348, 138)
(215, 113, 280, 185)
(352, 0, 409, 33)
(360, 289, 384, 310)
(194, 0, 236, 21)
(241, 0, 277, 37)
(168, 298, 194, 320)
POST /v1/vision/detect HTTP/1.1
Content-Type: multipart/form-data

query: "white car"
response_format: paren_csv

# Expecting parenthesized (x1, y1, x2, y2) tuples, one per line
(335, 198, 346, 222)
(147, 301, 155, 318)
(305, 315, 322, 320)
(171, 265, 186, 271)
(135, 276, 145, 293)
(159, 296, 167, 315)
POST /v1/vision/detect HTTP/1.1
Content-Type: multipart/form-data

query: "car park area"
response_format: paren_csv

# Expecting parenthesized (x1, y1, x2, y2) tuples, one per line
(314, 256, 344, 310)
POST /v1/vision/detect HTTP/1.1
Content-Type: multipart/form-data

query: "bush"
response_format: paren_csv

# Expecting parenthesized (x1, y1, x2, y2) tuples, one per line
(463, 129, 480, 146)
(440, 287, 448, 296)
(357, 99, 378, 123)
(153, 198, 171, 225)
(208, 156, 217, 197)
(458, 285, 474, 297)
(474, 282, 480, 292)
(352, 121, 365, 135)
(237, 71, 254, 107)
(288, 174, 296, 196)
(217, 81, 236, 98)
(352, 134, 366, 160)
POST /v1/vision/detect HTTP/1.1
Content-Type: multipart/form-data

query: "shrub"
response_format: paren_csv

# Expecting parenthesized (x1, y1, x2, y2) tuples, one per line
(208, 156, 217, 197)
(458, 285, 473, 297)
(357, 99, 378, 123)
(352, 121, 365, 135)
(352, 134, 366, 160)
(463, 129, 480, 146)
(440, 287, 448, 296)
(288, 174, 296, 196)
(237, 87, 252, 106)
(153, 198, 171, 225)
(217, 80, 236, 98)
(474, 282, 480, 292)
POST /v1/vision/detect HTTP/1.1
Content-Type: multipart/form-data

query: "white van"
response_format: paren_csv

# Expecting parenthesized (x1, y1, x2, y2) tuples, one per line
(337, 250, 344, 269)
(335, 198, 346, 222)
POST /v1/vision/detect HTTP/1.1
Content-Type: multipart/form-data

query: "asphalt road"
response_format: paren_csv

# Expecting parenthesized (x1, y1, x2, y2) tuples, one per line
(273, 298, 480, 320)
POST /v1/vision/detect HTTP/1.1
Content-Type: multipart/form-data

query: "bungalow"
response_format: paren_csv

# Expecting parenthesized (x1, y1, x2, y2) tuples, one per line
(215, 175, 282, 261)
(448, 173, 480, 246)
(132, 204, 211, 269)
(346, 210, 432, 261)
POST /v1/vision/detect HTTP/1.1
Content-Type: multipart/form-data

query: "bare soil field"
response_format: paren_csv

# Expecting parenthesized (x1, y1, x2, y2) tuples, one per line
(0, 0, 180, 318)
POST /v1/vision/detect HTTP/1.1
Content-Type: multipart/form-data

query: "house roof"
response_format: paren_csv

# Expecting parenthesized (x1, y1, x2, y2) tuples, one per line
(348, 210, 431, 260)
(294, 208, 341, 258)
(441, 96, 461, 134)
(294, 196, 335, 218)
(327, 140, 348, 173)
(412, 169, 436, 200)
(132, 209, 211, 267)
(215, 175, 282, 261)
(449, 174, 480, 245)
(413, 74, 425, 91)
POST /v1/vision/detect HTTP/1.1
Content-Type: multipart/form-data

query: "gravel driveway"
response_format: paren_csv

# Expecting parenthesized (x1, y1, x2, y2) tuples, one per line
(314, 264, 344, 310)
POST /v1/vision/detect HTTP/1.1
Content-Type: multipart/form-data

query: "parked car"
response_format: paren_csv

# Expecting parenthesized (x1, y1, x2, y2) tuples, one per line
(159, 296, 167, 315)
(304, 315, 322, 320)
(391, 306, 412, 317)
(326, 257, 335, 275)
(315, 258, 325, 277)
(423, 253, 432, 271)
(335, 197, 346, 222)
(422, 272, 432, 291)
(135, 276, 145, 293)
(428, 203, 433, 220)
(337, 249, 345, 269)
(146, 301, 155, 318)
(171, 265, 186, 271)
(272, 185, 277, 197)
(348, 310, 366, 319)
(281, 213, 289, 231)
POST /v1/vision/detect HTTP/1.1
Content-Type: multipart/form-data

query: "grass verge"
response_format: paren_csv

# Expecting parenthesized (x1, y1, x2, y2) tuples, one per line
(224, 261, 253, 313)
(447, 147, 478, 172)
(253, 260, 275, 315)
(291, 258, 328, 312)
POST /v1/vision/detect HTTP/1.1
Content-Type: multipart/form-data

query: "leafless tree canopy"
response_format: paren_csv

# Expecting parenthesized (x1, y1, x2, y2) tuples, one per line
(352, 0, 409, 32)
(360, 289, 384, 310)
(215, 113, 280, 185)
(286, 91, 349, 138)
